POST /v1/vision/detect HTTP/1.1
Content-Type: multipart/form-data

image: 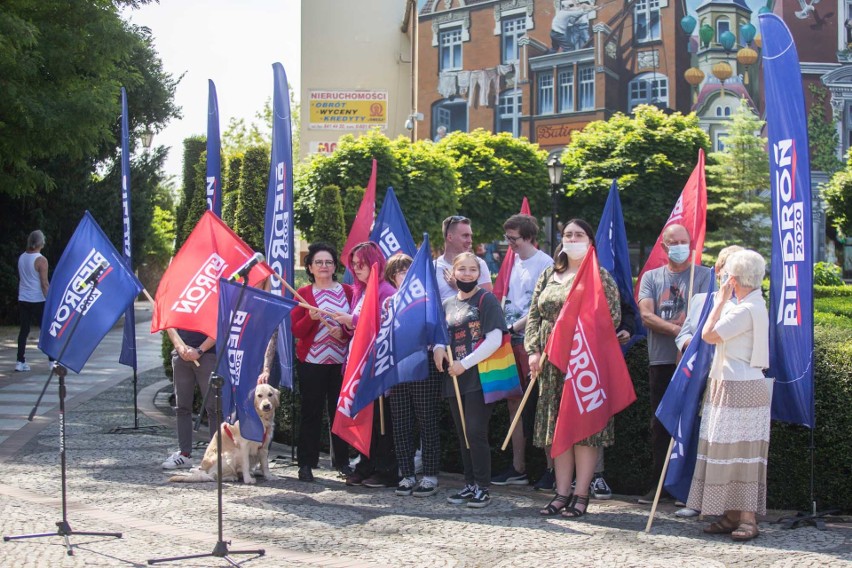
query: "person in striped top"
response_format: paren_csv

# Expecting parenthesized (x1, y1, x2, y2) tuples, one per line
(289, 242, 354, 483)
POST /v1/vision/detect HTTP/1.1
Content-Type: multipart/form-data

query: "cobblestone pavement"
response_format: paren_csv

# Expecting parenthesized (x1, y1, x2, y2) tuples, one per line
(0, 312, 850, 567)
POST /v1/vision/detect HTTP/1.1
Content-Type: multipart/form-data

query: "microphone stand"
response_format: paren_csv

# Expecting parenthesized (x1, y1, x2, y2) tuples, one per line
(4, 276, 122, 556)
(148, 277, 264, 566)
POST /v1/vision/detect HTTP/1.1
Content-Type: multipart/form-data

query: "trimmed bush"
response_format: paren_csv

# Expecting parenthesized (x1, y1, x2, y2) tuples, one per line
(313, 185, 346, 254)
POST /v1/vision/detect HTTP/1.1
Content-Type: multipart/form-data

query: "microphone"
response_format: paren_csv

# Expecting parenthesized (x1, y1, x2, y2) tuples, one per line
(76, 260, 108, 292)
(228, 252, 265, 282)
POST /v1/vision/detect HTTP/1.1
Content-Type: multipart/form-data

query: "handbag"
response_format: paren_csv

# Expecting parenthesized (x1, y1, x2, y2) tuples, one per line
(474, 293, 523, 403)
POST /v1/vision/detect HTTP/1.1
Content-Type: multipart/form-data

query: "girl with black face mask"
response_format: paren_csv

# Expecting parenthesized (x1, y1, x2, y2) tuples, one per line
(433, 252, 507, 509)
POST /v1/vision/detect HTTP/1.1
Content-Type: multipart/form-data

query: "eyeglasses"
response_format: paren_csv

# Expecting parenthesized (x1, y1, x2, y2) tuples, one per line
(562, 231, 587, 239)
(504, 233, 522, 244)
(352, 261, 367, 270)
(312, 260, 335, 266)
(443, 215, 469, 237)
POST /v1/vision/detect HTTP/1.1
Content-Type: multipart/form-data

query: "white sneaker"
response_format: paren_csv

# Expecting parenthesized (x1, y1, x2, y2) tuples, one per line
(675, 507, 700, 518)
(161, 451, 193, 469)
(15, 361, 31, 372)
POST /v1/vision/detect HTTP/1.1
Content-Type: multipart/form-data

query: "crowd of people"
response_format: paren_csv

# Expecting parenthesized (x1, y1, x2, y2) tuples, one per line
(17, 207, 771, 540)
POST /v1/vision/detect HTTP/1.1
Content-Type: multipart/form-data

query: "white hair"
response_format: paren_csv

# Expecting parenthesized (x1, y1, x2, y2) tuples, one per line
(726, 250, 765, 289)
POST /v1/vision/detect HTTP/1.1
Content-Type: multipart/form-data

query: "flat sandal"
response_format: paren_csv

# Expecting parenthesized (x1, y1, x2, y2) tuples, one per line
(704, 517, 738, 534)
(731, 522, 759, 541)
(539, 493, 571, 516)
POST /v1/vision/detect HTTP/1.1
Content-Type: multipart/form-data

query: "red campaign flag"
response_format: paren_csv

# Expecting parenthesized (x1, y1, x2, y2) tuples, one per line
(151, 211, 273, 339)
(634, 149, 707, 299)
(341, 158, 377, 270)
(492, 196, 531, 303)
(332, 263, 379, 456)
(544, 249, 637, 457)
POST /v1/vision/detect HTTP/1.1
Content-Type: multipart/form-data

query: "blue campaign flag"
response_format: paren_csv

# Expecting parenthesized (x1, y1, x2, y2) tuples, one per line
(206, 79, 222, 217)
(351, 234, 450, 415)
(216, 279, 297, 443)
(264, 62, 296, 389)
(760, 14, 814, 428)
(118, 87, 137, 370)
(39, 212, 143, 373)
(369, 187, 417, 259)
(655, 271, 716, 503)
(595, 180, 646, 353)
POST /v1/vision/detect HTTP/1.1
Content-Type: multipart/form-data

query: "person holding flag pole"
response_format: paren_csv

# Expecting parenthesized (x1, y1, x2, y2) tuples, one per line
(524, 219, 623, 517)
(434, 252, 507, 509)
(491, 212, 552, 489)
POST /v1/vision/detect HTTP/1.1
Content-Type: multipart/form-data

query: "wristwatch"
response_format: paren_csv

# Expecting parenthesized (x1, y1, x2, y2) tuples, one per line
(196, 348, 204, 356)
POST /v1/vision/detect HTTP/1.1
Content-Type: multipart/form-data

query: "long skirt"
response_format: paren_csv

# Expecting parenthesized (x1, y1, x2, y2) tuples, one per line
(686, 377, 774, 516)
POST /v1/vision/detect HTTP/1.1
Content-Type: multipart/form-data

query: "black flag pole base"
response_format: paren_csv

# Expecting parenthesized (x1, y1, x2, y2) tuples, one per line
(776, 508, 841, 530)
(4, 520, 122, 557)
(147, 540, 264, 567)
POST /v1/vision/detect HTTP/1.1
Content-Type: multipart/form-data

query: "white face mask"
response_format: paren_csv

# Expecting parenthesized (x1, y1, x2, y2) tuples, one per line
(563, 242, 589, 260)
(667, 244, 690, 264)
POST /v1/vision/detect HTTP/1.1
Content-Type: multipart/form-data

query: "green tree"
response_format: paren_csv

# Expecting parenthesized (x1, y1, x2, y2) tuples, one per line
(824, 148, 852, 237)
(295, 129, 401, 241)
(174, 137, 207, 249)
(295, 129, 457, 245)
(222, 153, 243, 227)
(705, 103, 771, 261)
(342, 186, 366, 231)
(560, 105, 711, 259)
(234, 145, 270, 251)
(807, 84, 843, 176)
(437, 129, 549, 243)
(313, 185, 346, 253)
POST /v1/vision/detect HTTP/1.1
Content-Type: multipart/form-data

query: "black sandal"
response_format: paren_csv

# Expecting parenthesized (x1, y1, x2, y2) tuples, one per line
(561, 494, 589, 518)
(539, 493, 571, 516)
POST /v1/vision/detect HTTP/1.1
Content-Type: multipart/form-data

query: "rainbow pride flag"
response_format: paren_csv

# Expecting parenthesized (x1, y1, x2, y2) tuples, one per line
(477, 335, 523, 403)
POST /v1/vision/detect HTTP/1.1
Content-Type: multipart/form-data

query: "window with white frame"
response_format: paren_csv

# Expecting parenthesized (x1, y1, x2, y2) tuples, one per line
(558, 68, 575, 112)
(635, 0, 661, 42)
(439, 26, 463, 71)
(538, 73, 554, 115)
(501, 16, 526, 64)
(628, 73, 669, 111)
(578, 66, 595, 110)
(715, 131, 728, 152)
(497, 89, 523, 137)
(432, 99, 468, 137)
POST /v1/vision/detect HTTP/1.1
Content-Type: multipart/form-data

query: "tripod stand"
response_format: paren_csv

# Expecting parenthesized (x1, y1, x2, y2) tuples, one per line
(109, 367, 165, 435)
(4, 276, 122, 556)
(148, 278, 264, 566)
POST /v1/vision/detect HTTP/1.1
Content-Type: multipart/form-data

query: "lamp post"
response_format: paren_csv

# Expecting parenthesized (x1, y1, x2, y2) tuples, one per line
(546, 154, 565, 253)
(141, 127, 154, 150)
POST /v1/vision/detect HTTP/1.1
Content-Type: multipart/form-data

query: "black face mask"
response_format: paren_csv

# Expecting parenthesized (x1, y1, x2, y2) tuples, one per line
(457, 279, 478, 293)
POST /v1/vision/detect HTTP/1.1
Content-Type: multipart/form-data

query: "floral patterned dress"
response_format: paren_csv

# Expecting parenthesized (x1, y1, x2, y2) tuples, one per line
(524, 265, 621, 449)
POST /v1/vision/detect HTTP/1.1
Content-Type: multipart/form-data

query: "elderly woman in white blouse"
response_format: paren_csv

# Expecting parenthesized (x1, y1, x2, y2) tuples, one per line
(686, 249, 771, 542)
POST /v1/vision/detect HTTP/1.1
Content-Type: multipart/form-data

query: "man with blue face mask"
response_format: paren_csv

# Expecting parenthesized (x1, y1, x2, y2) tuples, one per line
(637, 223, 711, 504)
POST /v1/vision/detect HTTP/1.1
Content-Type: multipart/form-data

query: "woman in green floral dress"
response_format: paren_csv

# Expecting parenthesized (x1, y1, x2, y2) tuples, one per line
(525, 219, 620, 518)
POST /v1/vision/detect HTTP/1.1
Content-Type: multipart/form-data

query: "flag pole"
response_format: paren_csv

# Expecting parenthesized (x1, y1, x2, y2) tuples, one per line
(446, 350, 469, 449)
(379, 395, 386, 436)
(270, 272, 335, 330)
(144, 288, 201, 368)
(644, 437, 677, 533)
(501, 352, 546, 451)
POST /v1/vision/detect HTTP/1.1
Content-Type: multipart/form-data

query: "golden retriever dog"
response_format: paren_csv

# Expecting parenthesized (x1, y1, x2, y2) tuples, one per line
(170, 383, 279, 484)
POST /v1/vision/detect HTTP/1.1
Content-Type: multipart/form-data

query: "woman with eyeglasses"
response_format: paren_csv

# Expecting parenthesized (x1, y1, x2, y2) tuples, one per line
(525, 219, 621, 519)
(289, 242, 354, 483)
(333, 241, 399, 489)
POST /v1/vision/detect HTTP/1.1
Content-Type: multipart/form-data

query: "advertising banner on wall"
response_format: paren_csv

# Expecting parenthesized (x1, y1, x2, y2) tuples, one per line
(308, 90, 387, 130)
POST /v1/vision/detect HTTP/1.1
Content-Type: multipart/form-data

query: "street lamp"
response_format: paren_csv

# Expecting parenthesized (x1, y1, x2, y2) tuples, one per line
(141, 127, 154, 150)
(546, 154, 565, 253)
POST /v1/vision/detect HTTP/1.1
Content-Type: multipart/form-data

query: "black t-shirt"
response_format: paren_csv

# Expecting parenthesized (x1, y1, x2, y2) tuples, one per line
(177, 329, 216, 354)
(441, 289, 506, 398)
